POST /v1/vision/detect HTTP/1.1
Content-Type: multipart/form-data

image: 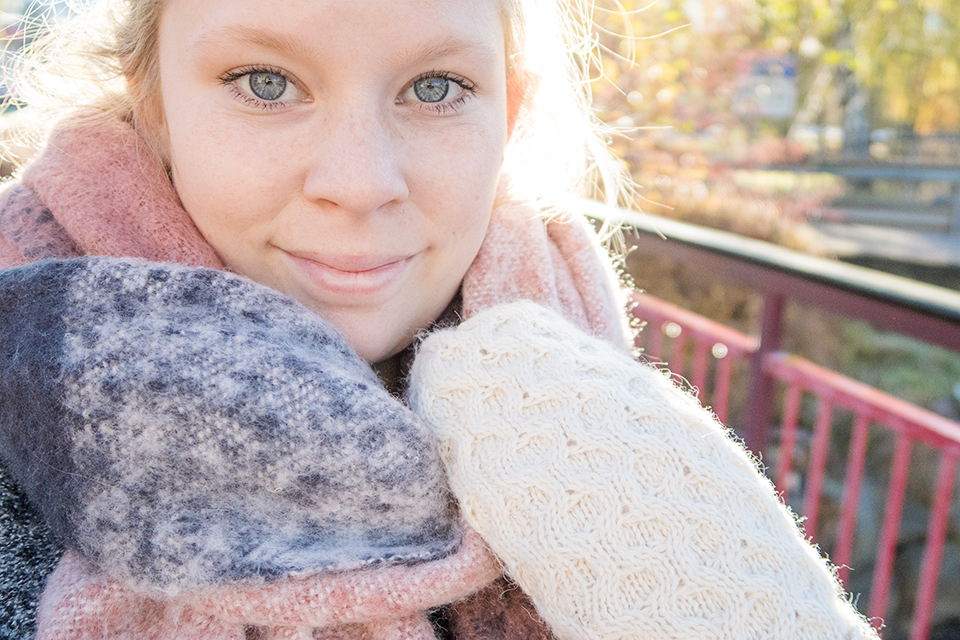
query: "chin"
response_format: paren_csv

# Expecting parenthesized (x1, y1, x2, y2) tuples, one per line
(341, 326, 412, 365)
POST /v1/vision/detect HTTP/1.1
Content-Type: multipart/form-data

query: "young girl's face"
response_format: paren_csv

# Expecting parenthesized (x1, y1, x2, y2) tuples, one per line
(156, 0, 514, 363)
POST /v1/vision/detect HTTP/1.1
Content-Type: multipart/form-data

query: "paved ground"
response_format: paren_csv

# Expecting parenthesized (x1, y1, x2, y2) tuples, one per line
(807, 222, 960, 267)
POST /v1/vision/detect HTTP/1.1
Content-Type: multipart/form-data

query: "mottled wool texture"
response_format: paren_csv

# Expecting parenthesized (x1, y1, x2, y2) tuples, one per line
(0, 465, 62, 640)
(0, 257, 460, 592)
(410, 301, 880, 640)
(0, 185, 81, 265)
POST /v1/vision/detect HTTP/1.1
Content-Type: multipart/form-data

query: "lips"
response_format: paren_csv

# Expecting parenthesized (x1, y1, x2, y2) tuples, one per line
(286, 251, 414, 297)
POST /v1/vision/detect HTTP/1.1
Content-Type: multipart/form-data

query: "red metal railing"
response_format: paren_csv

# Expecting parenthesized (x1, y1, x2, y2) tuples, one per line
(592, 201, 960, 459)
(631, 291, 960, 640)
(631, 293, 756, 423)
(766, 353, 960, 639)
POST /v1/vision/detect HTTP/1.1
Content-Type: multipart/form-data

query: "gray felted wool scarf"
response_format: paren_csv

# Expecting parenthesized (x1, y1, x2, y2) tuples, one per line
(0, 257, 460, 590)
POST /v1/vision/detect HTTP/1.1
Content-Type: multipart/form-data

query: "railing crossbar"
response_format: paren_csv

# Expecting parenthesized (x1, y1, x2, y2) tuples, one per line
(766, 354, 960, 457)
(631, 293, 758, 355)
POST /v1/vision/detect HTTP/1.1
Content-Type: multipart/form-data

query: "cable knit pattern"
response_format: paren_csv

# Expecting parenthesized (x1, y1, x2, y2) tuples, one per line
(409, 301, 879, 640)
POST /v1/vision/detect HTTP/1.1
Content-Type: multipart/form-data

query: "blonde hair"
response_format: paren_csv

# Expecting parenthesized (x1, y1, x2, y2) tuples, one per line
(9, 0, 632, 205)
(500, 0, 633, 207)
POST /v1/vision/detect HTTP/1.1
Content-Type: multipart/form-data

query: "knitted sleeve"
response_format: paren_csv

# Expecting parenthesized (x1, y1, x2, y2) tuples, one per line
(408, 301, 879, 640)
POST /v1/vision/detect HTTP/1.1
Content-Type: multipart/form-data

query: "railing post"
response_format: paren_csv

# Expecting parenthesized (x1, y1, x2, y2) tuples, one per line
(744, 293, 785, 455)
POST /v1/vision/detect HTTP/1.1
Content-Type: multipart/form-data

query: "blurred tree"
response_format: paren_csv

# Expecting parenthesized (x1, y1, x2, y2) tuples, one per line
(592, 0, 960, 149)
(847, 0, 960, 134)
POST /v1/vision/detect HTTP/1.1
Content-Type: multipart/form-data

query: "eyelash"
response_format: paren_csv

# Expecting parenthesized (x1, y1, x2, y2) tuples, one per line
(218, 66, 477, 114)
(218, 65, 302, 111)
(401, 70, 477, 115)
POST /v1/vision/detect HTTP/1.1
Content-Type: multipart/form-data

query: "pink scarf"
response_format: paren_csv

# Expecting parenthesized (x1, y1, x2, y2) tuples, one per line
(0, 116, 628, 639)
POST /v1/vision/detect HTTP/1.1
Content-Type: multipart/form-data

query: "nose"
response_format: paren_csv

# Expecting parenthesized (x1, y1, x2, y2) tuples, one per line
(302, 105, 409, 215)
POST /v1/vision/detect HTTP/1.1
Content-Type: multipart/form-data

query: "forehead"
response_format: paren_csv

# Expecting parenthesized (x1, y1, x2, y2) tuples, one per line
(162, 0, 506, 66)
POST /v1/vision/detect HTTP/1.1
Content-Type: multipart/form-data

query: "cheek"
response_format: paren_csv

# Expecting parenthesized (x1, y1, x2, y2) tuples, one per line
(164, 85, 260, 179)
(166, 113, 291, 233)
(414, 124, 507, 221)
(167, 137, 234, 231)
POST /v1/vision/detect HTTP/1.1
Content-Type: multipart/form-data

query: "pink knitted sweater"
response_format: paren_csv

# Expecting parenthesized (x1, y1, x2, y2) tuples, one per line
(0, 116, 629, 639)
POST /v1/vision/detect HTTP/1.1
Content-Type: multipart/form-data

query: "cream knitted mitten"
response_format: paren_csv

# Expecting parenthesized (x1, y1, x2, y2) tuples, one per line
(409, 301, 879, 640)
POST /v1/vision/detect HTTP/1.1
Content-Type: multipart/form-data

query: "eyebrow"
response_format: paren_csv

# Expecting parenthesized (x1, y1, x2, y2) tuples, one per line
(192, 25, 499, 68)
(192, 25, 321, 59)
(394, 38, 499, 68)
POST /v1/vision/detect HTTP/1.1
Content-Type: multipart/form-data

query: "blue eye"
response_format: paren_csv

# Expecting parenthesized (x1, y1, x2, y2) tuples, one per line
(249, 73, 287, 101)
(400, 73, 470, 110)
(413, 77, 450, 103)
(220, 66, 307, 108)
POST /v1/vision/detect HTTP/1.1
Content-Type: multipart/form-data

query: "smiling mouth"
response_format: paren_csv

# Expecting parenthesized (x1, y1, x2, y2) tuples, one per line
(287, 252, 414, 297)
